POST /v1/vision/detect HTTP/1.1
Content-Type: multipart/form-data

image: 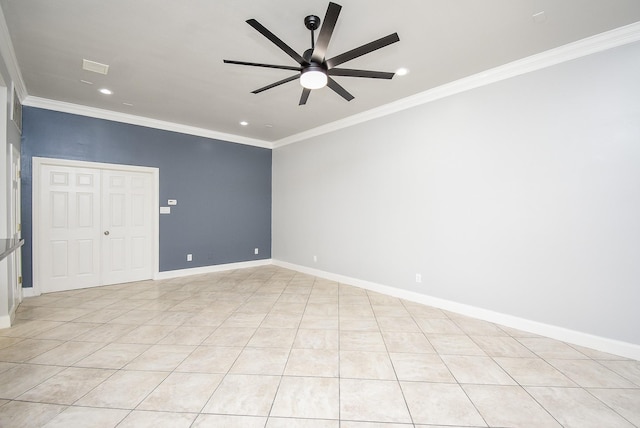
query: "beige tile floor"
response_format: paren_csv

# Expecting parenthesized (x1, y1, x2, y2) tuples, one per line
(1, 265, 639, 427)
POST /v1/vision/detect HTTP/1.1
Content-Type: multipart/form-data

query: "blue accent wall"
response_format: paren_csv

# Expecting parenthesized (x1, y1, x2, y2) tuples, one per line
(21, 107, 272, 287)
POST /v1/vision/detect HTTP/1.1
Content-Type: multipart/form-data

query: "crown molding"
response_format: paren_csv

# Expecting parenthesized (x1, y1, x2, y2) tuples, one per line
(2, 0, 271, 149)
(6, 11, 639, 150)
(273, 21, 640, 148)
(0, 4, 27, 99)
(23, 96, 273, 149)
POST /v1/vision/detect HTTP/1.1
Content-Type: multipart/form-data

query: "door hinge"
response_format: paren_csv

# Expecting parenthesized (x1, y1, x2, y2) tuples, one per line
(18, 223, 21, 231)
(18, 276, 22, 284)
(17, 170, 21, 179)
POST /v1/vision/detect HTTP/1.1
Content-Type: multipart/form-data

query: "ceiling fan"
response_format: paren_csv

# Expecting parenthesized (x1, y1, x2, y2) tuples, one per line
(223, 2, 400, 105)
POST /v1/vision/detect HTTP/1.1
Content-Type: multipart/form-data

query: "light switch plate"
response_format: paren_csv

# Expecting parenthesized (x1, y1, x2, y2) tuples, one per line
(160, 206, 171, 214)
(168, 199, 177, 206)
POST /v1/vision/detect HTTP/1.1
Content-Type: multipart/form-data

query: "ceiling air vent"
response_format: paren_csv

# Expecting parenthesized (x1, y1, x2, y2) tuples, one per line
(82, 59, 109, 75)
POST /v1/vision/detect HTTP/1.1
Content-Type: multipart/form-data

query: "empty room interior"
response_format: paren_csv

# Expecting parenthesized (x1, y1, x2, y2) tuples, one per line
(0, 1, 639, 427)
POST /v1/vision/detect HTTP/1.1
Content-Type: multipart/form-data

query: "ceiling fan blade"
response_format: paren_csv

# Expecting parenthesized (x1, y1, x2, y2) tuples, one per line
(246, 19, 306, 65)
(311, 2, 342, 63)
(327, 77, 354, 101)
(326, 33, 400, 69)
(299, 88, 311, 105)
(252, 74, 300, 94)
(328, 68, 395, 79)
(224, 60, 301, 71)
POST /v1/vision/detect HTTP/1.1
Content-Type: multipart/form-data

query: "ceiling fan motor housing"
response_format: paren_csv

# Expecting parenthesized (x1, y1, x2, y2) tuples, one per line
(304, 15, 321, 31)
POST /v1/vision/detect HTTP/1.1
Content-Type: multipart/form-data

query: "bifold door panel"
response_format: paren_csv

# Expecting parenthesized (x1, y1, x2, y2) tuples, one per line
(38, 163, 154, 293)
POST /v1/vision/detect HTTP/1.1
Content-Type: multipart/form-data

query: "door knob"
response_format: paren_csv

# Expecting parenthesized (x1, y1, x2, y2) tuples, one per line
(104, 231, 110, 236)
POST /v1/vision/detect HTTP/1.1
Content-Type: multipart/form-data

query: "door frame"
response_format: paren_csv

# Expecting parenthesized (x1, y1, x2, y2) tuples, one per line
(32, 157, 160, 296)
(9, 143, 22, 313)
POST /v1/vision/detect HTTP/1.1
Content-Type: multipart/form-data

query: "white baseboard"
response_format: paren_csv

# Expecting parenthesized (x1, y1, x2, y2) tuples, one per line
(22, 287, 38, 298)
(273, 259, 640, 361)
(19, 260, 273, 298)
(155, 259, 273, 280)
(9, 301, 17, 324)
(0, 315, 10, 329)
(17, 258, 640, 359)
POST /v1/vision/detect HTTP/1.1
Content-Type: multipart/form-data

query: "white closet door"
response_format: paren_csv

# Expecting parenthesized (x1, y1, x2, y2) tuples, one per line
(38, 161, 155, 293)
(101, 169, 153, 286)
(40, 165, 102, 292)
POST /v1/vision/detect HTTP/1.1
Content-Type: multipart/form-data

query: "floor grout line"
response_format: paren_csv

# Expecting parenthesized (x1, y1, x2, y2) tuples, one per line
(1, 265, 638, 427)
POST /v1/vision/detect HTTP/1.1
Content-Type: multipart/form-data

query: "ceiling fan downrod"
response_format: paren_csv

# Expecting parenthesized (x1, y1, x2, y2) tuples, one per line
(305, 14, 321, 52)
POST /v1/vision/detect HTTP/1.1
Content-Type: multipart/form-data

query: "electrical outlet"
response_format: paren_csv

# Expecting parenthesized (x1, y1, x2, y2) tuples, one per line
(187, 254, 193, 262)
(415, 273, 422, 283)
(254, 248, 259, 255)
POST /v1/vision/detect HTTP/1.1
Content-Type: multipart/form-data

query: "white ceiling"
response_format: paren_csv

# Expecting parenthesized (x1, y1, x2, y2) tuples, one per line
(2, 0, 640, 142)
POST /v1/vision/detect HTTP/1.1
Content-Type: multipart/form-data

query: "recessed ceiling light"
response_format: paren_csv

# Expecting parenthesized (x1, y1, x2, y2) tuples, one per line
(99, 88, 113, 95)
(264, 124, 273, 128)
(80, 79, 93, 85)
(122, 102, 134, 106)
(395, 68, 409, 76)
(240, 121, 249, 126)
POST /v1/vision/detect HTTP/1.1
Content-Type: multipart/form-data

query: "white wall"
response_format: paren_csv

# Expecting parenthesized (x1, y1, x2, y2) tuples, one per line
(273, 41, 640, 347)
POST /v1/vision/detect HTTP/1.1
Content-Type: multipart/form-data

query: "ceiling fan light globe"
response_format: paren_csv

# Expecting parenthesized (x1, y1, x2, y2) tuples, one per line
(300, 68, 327, 89)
